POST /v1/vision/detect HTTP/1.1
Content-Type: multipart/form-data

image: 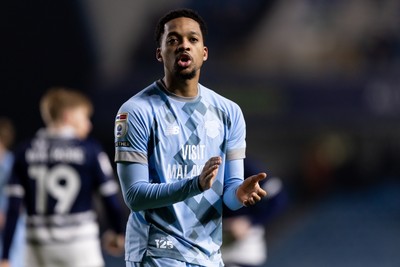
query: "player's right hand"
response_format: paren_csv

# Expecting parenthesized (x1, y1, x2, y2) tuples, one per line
(199, 156, 221, 191)
(0, 260, 10, 267)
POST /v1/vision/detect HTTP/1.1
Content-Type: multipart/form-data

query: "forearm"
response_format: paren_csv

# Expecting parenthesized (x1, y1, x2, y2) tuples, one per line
(101, 194, 126, 234)
(223, 159, 245, 211)
(223, 183, 243, 210)
(117, 162, 202, 211)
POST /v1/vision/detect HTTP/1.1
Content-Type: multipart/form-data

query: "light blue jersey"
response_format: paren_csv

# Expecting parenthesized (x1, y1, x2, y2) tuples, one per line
(0, 152, 25, 267)
(115, 80, 246, 266)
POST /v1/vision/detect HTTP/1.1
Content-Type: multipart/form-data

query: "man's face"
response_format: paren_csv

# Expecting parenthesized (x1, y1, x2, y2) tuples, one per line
(65, 106, 92, 139)
(156, 17, 208, 80)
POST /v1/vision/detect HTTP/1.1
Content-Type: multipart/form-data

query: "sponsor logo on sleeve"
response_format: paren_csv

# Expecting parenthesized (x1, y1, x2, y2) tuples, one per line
(115, 141, 131, 147)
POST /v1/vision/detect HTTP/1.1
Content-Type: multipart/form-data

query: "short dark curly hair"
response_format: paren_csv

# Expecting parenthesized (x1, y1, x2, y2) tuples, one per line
(154, 8, 208, 47)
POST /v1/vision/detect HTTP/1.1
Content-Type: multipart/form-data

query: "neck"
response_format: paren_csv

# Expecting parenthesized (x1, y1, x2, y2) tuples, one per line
(162, 75, 199, 98)
(47, 124, 76, 137)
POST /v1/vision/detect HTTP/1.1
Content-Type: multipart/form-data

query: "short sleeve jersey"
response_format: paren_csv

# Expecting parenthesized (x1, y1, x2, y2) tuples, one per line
(115, 81, 246, 266)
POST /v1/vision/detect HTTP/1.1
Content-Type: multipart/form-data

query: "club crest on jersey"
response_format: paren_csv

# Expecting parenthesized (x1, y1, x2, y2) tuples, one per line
(115, 112, 128, 138)
(204, 120, 221, 138)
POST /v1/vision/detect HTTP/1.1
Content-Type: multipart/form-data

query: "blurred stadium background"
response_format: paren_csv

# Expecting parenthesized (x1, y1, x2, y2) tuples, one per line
(2, 0, 400, 266)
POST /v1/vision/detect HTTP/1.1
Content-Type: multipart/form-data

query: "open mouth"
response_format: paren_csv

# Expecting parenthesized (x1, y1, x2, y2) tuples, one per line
(177, 54, 192, 68)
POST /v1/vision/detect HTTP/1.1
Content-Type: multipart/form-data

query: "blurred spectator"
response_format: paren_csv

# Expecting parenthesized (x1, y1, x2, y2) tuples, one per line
(0, 117, 25, 267)
(300, 131, 361, 198)
(0, 88, 125, 267)
(221, 158, 288, 267)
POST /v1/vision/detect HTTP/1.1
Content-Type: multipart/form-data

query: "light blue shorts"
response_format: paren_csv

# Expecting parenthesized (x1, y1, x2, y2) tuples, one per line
(126, 256, 215, 267)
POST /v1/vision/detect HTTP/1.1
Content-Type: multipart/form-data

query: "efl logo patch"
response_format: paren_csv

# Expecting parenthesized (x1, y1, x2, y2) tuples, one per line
(116, 112, 128, 121)
(115, 112, 128, 138)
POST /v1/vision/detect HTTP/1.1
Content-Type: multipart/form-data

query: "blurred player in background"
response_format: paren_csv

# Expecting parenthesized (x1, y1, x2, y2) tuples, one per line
(221, 158, 288, 267)
(0, 117, 25, 267)
(0, 88, 125, 267)
(115, 8, 267, 267)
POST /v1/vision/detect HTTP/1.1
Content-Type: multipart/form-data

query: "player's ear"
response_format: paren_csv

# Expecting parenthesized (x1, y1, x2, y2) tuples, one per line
(156, 48, 163, 62)
(203, 46, 208, 61)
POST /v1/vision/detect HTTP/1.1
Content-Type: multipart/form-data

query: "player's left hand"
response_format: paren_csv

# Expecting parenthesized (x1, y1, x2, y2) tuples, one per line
(102, 230, 125, 257)
(236, 173, 268, 207)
